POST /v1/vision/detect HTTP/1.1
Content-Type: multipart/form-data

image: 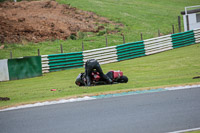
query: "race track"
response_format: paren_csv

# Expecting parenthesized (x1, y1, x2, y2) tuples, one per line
(0, 87, 200, 133)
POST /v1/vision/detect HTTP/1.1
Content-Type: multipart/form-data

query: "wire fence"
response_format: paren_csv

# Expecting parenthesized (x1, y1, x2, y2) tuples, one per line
(0, 15, 184, 59)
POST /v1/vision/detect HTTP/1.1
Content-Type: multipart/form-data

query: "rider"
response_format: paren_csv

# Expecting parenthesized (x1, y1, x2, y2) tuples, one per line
(75, 59, 112, 86)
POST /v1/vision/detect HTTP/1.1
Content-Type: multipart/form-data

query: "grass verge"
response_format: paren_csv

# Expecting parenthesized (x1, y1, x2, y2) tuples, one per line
(0, 44, 200, 108)
(1, 0, 200, 59)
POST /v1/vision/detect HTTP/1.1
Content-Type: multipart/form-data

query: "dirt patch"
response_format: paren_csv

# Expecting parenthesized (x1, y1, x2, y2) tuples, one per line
(0, 0, 123, 43)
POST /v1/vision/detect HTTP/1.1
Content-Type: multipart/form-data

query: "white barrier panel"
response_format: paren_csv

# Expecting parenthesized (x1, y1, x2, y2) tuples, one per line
(194, 29, 200, 43)
(144, 35, 171, 44)
(83, 46, 117, 65)
(83, 46, 116, 53)
(41, 55, 50, 73)
(146, 47, 173, 55)
(144, 35, 173, 55)
(83, 51, 117, 60)
(0, 59, 9, 81)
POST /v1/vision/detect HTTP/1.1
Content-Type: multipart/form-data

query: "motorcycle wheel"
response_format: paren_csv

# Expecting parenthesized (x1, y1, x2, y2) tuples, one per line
(117, 76, 128, 83)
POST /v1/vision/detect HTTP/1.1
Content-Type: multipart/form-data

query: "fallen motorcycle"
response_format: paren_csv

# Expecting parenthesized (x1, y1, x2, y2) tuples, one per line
(75, 70, 128, 86)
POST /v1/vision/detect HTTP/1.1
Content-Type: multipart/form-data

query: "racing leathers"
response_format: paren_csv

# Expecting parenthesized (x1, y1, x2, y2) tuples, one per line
(75, 59, 112, 86)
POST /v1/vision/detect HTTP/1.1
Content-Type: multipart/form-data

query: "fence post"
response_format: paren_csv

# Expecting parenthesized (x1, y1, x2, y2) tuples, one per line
(172, 25, 175, 34)
(122, 34, 125, 44)
(105, 35, 108, 47)
(60, 44, 63, 53)
(82, 41, 84, 51)
(186, 15, 190, 31)
(158, 29, 160, 36)
(10, 51, 12, 59)
(38, 49, 40, 56)
(178, 16, 181, 32)
(140, 33, 143, 41)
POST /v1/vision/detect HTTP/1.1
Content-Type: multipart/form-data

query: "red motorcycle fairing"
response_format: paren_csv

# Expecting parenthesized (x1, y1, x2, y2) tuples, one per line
(110, 70, 123, 79)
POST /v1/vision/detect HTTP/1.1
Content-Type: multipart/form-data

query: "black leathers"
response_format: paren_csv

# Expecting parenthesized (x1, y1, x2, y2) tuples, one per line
(85, 59, 112, 86)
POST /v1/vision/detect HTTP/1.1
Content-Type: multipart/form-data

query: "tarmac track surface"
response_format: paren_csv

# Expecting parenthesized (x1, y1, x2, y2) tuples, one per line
(0, 87, 200, 133)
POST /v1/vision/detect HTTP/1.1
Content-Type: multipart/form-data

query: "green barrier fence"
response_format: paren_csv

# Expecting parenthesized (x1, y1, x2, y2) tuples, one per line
(8, 56, 42, 80)
(116, 41, 145, 61)
(45, 52, 84, 72)
(171, 30, 195, 48)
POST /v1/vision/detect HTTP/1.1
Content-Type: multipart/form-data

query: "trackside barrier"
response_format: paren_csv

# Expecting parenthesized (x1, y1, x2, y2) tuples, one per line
(1, 28, 199, 81)
(194, 28, 200, 43)
(41, 52, 83, 73)
(40, 28, 199, 74)
(0, 56, 42, 81)
(116, 41, 145, 61)
(144, 35, 173, 55)
(83, 46, 118, 65)
(171, 30, 195, 48)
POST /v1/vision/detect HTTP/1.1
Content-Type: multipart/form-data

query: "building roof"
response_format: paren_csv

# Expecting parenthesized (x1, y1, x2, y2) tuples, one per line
(181, 8, 200, 15)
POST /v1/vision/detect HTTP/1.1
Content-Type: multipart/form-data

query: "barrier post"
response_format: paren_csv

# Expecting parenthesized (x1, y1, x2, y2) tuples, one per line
(60, 44, 63, 53)
(105, 35, 108, 47)
(186, 15, 190, 31)
(82, 41, 84, 51)
(172, 25, 175, 34)
(158, 29, 160, 36)
(122, 34, 125, 44)
(10, 51, 12, 59)
(178, 16, 181, 32)
(38, 49, 40, 56)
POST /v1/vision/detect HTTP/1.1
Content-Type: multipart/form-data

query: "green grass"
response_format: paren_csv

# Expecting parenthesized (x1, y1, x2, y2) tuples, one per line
(187, 131, 200, 133)
(0, 0, 200, 108)
(0, 44, 200, 108)
(0, 0, 200, 59)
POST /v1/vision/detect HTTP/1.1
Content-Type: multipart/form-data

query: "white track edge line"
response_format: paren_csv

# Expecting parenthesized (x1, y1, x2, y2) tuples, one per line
(0, 84, 200, 112)
(168, 127, 200, 133)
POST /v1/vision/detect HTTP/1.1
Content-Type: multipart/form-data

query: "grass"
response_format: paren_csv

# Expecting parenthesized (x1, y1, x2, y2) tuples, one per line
(1, 0, 200, 59)
(187, 131, 200, 133)
(0, 44, 200, 108)
(0, 0, 200, 108)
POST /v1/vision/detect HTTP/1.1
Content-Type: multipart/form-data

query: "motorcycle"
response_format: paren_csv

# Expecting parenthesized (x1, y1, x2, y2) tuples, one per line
(91, 70, 128, 85)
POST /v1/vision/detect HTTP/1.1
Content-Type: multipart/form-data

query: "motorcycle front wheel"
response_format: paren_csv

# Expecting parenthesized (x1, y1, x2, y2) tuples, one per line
(117, 76, 128, 83)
